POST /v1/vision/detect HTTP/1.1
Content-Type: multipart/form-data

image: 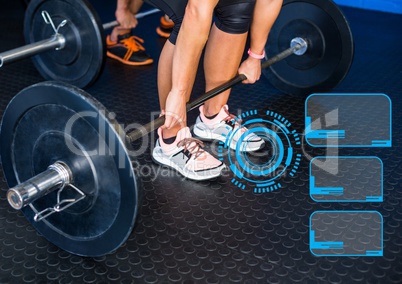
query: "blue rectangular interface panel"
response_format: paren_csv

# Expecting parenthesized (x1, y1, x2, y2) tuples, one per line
(310, 156, 383, 202)
(305, 94, 391, 147)
(310, 211, 383, 257)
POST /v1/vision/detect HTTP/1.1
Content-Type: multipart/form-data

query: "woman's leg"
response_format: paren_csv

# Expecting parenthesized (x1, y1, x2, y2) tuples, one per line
(157, 40, 185, 139)
(203, 24, 248, 117)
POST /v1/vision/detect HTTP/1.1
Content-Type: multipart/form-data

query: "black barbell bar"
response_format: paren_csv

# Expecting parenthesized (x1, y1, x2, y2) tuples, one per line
(126, 37, 308, 143)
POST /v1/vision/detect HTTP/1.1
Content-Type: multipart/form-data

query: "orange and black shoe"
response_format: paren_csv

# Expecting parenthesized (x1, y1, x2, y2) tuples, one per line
(156, 16, 174, 38)
(106, 33, 153, 66)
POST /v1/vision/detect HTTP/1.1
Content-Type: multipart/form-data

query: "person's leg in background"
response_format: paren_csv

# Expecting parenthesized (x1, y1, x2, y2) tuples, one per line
(156, 14, 174, 38)
(107, 0, 153, 66)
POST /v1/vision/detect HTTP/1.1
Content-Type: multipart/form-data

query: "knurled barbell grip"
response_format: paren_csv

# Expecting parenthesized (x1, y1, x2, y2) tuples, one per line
(125, 75, 246, 143)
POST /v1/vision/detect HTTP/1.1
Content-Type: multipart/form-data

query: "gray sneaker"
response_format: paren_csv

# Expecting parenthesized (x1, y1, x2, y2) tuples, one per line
(152, 127, 226, 181)
(193, 105, 264, 152)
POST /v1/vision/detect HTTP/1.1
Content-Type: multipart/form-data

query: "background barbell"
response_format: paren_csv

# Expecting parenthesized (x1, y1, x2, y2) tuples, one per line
(0, 0, 353, 95)
(0, 0, 160, 88)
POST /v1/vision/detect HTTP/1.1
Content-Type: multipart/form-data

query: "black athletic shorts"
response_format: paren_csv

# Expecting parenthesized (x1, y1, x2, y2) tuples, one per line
(145, 0, 256, 44)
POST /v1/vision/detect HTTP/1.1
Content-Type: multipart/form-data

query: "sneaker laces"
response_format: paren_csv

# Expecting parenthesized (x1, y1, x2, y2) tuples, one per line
(120, 35, 146, 52)
(177, 138, 205, 159)
(221, 108, 246, 133)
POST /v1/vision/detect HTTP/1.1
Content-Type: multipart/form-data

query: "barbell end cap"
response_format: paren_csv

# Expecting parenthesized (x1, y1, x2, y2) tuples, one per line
(7, 189, 24, 210)
(290, 37, 308, 56)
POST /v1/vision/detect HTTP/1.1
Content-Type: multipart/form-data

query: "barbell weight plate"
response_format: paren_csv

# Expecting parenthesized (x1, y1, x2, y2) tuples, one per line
(0, 81, 141, 257)
(263, 0, 354, 95)
(24, 0, 105, 88)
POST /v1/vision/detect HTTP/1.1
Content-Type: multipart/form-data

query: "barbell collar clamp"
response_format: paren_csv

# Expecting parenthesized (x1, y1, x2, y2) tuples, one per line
(41, 10, 68, 36)
(7, 161, 72, 210)
(0, 33, 65, 67)
(32, 183, 86, 222)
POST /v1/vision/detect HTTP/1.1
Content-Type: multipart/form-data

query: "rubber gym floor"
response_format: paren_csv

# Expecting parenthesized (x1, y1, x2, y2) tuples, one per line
(1, 1, 401, 283)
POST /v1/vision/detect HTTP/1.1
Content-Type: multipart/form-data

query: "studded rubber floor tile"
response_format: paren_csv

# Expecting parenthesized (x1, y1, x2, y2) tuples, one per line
(0, 1, 401, 283)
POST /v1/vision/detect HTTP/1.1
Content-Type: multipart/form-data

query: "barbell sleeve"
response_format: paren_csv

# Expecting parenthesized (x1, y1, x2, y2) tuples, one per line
(0, 34, 65, 67)
(7, 162, 72, 210)
(102, 8, 160, 30)
(261, 39, 307, 69)
(125, 39, 307, 144)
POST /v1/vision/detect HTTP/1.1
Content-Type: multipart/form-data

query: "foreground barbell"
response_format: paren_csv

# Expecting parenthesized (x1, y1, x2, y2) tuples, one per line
(0, 0, 353, 256)
(5, 38, 308, 211)
(0, 0, 160, 88)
